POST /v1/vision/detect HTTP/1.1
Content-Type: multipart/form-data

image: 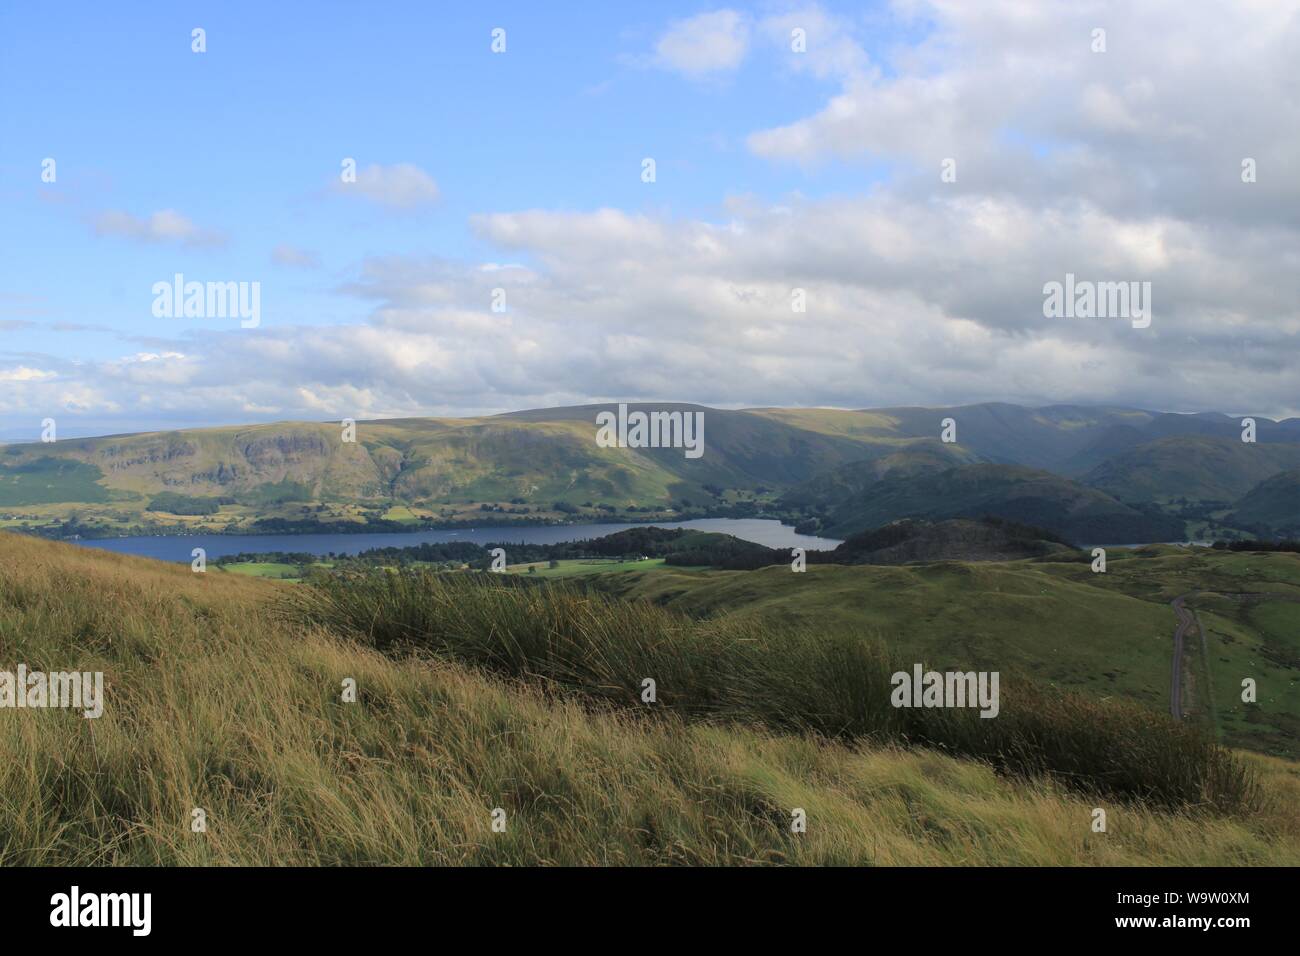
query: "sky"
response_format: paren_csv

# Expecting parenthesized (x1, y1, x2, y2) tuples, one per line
(1, 0, 1297, 439)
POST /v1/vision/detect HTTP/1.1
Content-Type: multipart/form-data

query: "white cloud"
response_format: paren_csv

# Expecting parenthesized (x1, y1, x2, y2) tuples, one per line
(748, 0, 1300, 236)
(653, 10, 751, 76)
(0, 366, 55, 382)
(92, 209, 226, 247)
(27, 172, 1294, 428)
(271, 244, 321, 268)
(757, 6, 867, 80)
(335, 163, 440, 209)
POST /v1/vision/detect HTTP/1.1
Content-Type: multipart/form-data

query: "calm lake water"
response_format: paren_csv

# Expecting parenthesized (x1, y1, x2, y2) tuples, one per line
(69, 518, 842, 563)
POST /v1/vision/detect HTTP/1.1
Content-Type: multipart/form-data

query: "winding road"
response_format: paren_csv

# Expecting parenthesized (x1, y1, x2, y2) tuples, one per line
(1168, 594, 1199, 718)
(1167, 588, 1300, 719)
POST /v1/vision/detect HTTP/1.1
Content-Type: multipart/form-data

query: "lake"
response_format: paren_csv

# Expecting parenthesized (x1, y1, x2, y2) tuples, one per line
(69, 518, 843, 563)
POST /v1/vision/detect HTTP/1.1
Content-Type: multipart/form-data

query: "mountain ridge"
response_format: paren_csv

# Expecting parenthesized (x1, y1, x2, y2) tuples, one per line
(4, 401, 1298, 540)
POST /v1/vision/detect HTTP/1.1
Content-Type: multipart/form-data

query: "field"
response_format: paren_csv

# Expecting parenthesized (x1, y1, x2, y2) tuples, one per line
(1, 531, 1298, 865)
(0, 458, 117, 506)
(220, 562, 305, 581)
(508, 557, 677, 578)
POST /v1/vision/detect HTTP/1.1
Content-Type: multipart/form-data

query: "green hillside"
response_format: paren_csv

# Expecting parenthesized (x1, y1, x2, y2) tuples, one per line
(589, 547, 1300, 758)
(499, 403, 890, 487)
(0, 456, 117, 506)
(1229, 470, 1300, 536)
(782, 463, 1186, 543)
(0, 407, 880, 534)
(778, 442, 976, 512)
(1084, 437, 1300, 504)
(1061, 413, 1300, 476)
(813, 517, 1075, 564)
(752, 403, 1161, 471)
(595, 561, 1178, 711)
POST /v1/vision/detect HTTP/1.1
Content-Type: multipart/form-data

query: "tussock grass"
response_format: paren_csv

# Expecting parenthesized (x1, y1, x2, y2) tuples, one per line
(292, 570, 1258, 813)
(0, 532, 1293, 865)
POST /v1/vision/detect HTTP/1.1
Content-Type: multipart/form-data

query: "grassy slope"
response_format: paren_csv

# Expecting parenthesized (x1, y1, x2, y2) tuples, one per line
(508, 557, 678, 578)
(796, 464, 1185, 542)
(1041, 548, 1300, 758)
(595, 562, 1177, 709)
(1, 531, 1297, 864)
(1229, 469, 1300, 533)
(777, 445, 978, 512)
(590, 549, 1300, 758)
(753, 404, 1160, 471)
(0, 457, 118, 506)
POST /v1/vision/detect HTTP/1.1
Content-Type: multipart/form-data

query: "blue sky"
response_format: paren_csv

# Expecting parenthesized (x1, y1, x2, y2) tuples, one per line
(1, 1, 1297, 437)
(1, 2, 885, 359)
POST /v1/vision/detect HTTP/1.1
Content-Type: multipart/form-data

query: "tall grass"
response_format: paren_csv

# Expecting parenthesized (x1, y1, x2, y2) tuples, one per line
(291, 570, 1258, 812)
(3, 532, 1292, 865)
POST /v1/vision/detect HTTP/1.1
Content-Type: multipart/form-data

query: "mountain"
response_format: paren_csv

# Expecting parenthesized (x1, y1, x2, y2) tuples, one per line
(496, 403, 879, 486)
(776, 441, 976, 511)
(2, 401, 1296, 537)
(1083, 437, 1300, 504)
(752, 403, 1159, 471)
(1060, 412, 1300, 476)
(1228, 470, 1300, 536)
(782, 463, 1186, 544)
(0, 406, 885, 533)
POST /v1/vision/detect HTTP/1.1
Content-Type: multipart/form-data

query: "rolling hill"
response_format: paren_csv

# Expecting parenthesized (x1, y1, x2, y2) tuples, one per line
(1229, 470, 1300, 536)
(810, 517, 1076, 564)
(781, 462, 1187, 543)
(752, 403, 1160, 471)
(777, 441, 976, 512)
(588, 545, 1300, 759)
(1083, 437, 1300, 504)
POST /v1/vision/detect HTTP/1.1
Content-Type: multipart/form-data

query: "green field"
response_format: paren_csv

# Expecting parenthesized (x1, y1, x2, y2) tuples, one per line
(506, 557, 688, 578)
(380, 505, 423, 524)
(219, 562, 304, 580)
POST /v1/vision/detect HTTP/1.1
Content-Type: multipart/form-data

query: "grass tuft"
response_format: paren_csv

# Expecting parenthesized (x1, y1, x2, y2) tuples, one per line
(291, 570, 1259, 812)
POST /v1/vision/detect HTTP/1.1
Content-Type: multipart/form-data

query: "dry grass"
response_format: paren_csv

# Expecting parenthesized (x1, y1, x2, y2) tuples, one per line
(1, 532, 1296, 865)
(291, 570, 1258, 811)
